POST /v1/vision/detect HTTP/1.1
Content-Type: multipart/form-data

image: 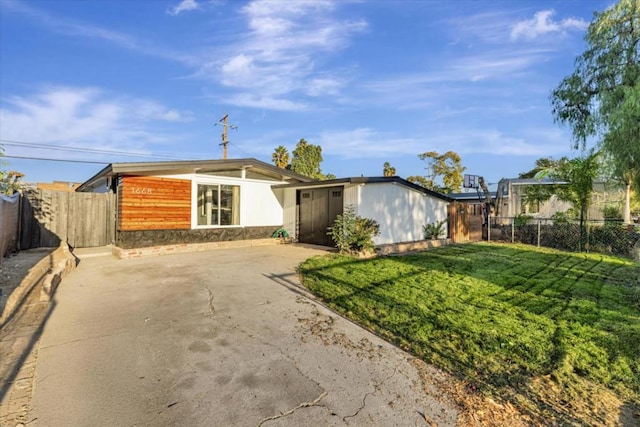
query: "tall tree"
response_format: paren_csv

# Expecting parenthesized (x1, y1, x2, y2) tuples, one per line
(271, 145, 290, 169)
(383, 162, 396, 177)
(290, 138, 325, 179)
(407, 175, 430, 188)
(551, 0, 639, 223)
(418, 151, 465, 193)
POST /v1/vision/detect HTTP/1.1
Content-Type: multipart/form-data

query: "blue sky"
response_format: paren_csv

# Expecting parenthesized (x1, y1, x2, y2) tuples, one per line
(0, 0, 609, 187)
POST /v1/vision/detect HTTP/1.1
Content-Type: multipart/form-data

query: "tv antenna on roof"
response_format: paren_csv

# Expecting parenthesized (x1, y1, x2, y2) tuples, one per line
(214, 114, 238, 160)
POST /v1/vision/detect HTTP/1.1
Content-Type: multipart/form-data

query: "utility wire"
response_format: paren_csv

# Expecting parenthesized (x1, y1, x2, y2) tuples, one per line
(3, 155, 110, 164)
(0, 139, 192, 160)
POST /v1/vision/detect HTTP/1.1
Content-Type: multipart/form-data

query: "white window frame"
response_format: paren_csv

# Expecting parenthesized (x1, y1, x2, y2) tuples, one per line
(191, 176, 243, 229)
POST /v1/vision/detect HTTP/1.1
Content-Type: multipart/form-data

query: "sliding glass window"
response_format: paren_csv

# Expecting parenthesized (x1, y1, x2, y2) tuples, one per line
(197, 184, 240, 226)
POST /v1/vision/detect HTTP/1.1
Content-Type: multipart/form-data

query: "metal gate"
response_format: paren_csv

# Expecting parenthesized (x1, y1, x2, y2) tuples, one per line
(298, 187, 343, 246)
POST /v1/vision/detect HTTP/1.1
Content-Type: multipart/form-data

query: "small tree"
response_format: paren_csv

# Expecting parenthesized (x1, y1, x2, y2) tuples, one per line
(538, 150, 602, 249)
(0, 146, 25, 195)
(0, 171, 25, 195)
(291, 138, 324, 179)
(327, 206, 380, 254)
(383, 162, 396, 177)
(418, 150, 465, 193)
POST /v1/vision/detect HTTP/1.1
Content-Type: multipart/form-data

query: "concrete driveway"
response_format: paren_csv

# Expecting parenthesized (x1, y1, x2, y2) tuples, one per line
(31, 245, 458, 426)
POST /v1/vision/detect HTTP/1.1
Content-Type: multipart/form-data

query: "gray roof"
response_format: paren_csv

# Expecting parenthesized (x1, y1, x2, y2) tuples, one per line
(448, 191, 497, 201)
(273, 176, 453, 202)
(76, 158, 314, 192)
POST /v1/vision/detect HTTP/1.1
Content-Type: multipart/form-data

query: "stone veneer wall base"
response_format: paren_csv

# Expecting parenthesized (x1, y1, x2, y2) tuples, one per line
(113, 237, 292, 259)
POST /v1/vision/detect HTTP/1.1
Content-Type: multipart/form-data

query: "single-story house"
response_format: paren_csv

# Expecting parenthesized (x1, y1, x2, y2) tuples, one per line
(77, 158, 451, 249)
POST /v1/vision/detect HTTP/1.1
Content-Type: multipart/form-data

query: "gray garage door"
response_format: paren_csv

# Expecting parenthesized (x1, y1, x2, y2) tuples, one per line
(298, 187, 343, 246)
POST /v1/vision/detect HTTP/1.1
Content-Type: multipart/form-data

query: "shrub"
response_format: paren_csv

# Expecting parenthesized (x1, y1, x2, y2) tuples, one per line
(551, 211, 571, 225)
(327, 206, 381, 254)
(422, 220, 447, 240)
(514, 214, 534, 227)
(602, 205, 623, 223)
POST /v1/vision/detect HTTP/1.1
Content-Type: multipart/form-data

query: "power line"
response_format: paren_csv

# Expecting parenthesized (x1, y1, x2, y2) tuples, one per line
(0, 139, 189, 160)
(3, 155, 109, 165)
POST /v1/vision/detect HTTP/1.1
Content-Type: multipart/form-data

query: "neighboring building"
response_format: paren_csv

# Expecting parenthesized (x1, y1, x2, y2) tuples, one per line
(505, 179, 624, 220)
(451, 178, 626, 221)
(77, 158, 451, 249)
(37, 181, 81, 192)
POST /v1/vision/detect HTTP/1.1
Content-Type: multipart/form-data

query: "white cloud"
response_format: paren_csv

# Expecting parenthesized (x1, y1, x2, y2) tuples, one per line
(167, 0, 199, 16)
(315, 127, 570, 160)
(202, 0, 367, 109)
(223, 94, 309, 112)
(511, 10, 587, 41)
(0, 87, 194, 157)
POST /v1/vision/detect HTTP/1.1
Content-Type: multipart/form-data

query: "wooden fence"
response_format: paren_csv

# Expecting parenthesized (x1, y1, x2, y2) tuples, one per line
(20, 190, 116, 249)
(0, 193, 20, 262)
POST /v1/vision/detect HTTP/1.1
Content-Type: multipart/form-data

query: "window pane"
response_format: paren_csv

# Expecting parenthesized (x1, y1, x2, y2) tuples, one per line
(197, 184, 218, 225)
(220, 185, 240, 225)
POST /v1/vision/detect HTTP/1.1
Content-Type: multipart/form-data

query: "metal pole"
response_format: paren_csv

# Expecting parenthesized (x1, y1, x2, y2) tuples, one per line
(511, 217, 514, 243)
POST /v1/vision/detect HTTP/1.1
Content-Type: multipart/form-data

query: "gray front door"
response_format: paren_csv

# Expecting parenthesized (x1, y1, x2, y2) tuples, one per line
(298, 187, 343, 246)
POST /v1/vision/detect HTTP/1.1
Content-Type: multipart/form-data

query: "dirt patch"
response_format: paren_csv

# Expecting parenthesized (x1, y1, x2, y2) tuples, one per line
(410, 358, 640, 427)
(296, 305, 388, 362)
(0, 249, 53, 318)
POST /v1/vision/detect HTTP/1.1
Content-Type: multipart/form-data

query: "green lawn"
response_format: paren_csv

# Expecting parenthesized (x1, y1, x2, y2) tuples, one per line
(298, 243, 640, 419)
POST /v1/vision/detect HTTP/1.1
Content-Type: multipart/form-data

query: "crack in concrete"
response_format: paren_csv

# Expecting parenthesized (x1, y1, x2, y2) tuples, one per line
(39, 329, 130, 350)
(256, 390, 328, 427)
(342, 387, 374, 423)
(204, 286, 215, 316)
(343, 366, 399, 424)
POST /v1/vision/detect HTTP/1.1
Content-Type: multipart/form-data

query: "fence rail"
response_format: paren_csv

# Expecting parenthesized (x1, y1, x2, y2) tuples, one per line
(488, 217, 640, 260)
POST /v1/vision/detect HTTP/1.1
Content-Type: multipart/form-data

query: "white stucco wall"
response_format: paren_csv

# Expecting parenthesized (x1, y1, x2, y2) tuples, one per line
(241, 180, 285, 226)
(274, 187, 297, 236)
(187, 174, 284, 228)
(356, 183, 449, 245)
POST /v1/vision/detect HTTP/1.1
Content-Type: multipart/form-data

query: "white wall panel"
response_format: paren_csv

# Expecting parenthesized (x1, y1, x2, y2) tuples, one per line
(279, 188, 297, 236)
(343, 184, 360, 214)
(241, 180, 284, 226)
(358, 183, 449, 245)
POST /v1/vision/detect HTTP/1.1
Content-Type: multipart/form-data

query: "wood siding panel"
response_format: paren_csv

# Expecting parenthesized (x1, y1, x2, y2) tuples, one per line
(118, 176, 191, 231)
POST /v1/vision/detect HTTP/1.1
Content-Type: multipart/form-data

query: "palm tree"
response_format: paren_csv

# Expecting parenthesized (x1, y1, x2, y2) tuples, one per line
(538, 149, 601, 250)
(272, 146, 290, 169)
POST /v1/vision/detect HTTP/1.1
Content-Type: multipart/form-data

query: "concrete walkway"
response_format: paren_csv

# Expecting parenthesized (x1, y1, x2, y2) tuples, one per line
(31, 245, 458, 426)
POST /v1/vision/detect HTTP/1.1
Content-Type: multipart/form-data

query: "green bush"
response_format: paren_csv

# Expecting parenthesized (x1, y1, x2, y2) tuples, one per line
(602, 205, 623, 223)
(514, 214, 534, 227)
(551, 210, 571, 224)
(327, 206, 381, 254)
(422, 220, 447, 240)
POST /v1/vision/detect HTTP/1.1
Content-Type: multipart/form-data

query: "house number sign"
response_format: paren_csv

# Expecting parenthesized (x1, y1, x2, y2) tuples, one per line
(131, 187, 153, 195)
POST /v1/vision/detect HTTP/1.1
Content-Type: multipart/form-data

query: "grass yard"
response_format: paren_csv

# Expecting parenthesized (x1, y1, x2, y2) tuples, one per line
(298, 243, 640, 425)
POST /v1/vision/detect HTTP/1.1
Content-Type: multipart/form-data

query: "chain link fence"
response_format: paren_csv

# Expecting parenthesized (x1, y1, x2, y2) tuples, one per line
(488, 217, 640, 260)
